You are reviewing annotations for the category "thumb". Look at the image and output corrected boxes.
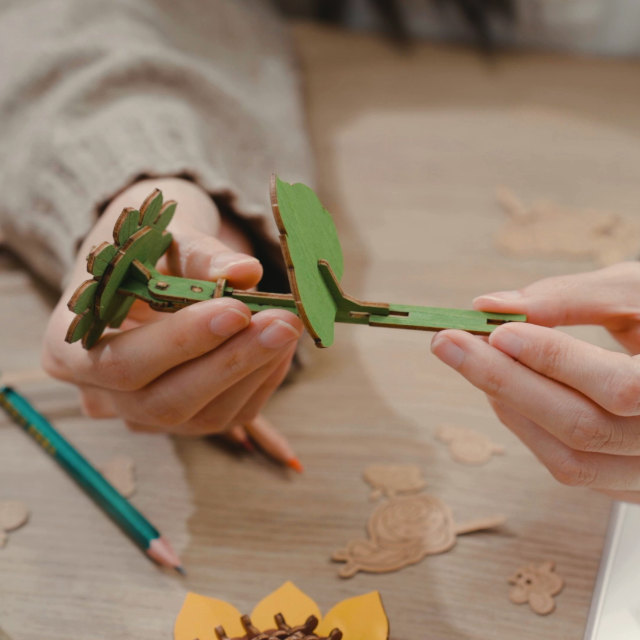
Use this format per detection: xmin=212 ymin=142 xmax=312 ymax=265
xmin=472 ymin=262 xmax=640 ymax=329
xmin=164 ymin=227 xmax=263 ymax=291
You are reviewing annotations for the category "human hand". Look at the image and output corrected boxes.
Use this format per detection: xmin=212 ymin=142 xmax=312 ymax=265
xmin=430 ymin=262 xmax=640 ymax=503
xmin=42 ymin=178 xmax=303 ymax=454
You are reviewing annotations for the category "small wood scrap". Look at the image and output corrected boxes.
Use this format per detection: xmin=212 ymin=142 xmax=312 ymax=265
xmin=508 ymin=561 xmax=564 ymax=615
xmin=332 ymin=494 xmax=506 ymax=578
xmin=436 ymin=425 xmax=504 ymax=466
xmin=100 ymin=455 xmax=136 ymax=498
xmin=495 ymin=187 xmax=640 ymax=266
xmin=214 ymin=612 xmax=342 ymax=640
xmin=0 ymin=500 xmax=29 ymax=548
xmin=363 ymin=464 xmax=427 ymax=501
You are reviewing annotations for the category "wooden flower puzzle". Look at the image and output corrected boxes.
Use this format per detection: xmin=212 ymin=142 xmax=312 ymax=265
xmin=66 ymin=176 xmax=525 ymax=349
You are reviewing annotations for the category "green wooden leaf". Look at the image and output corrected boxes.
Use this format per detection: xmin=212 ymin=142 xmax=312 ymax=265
xmin=68 ymin=280 xmax=98 ymax=314
xmin=65 ymin=309 xmax=94 ymax=343
xmin=113 ymin=207 xmax=140 ymax=245
xmin=82 ymin=319 xmax=108 ymax=349
xmin=87 ymin=242 xmax=117 ymax=277
xmin=108 ymin=296 xmax=136 ymax=329
xmin=141 ymin=189 xmax=163 ymax=227
xmin=153 ymin=201 xmax=176 ymax=232
xmin=274 ymin=176 xmax=344 ymax=347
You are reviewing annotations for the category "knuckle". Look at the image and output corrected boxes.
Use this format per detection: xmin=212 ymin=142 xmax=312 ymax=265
xmin=548 ymin=451 xmax=597 ymax=487
xmin=608 ymin=366 xmax=640 ymax=416
xmin=483 ymin=366 xmax=506 ymax=399
xmin=538 ymin=339 xmax=566 ymax=378
xmin=93 ymin=347 xmax=139 ymax=391
xmin=141 ymin=395 xmax=190 ymax=428
xmin=567 ymin=408 xmax=612 ymax=453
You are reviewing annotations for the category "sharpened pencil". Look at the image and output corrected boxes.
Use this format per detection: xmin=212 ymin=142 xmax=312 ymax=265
xmin=0 ymin=385 xmax=184 ymax=573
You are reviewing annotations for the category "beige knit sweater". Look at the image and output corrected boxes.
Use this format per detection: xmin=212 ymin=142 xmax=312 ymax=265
xmin=0 ymin=0 xmax=313 ymax=288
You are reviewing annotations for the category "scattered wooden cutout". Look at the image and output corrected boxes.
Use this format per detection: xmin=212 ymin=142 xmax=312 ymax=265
xmin=100 ymin=455 xmax=136 ymax=498
xmin=495 ymin=188 xmax=640 ymax=266
xmin=0 ymin=500 xmax=29 ymax=548
xmin=363 ymin=464 xmax=427 ymax=501
xmin=436 ymin=424 xmax=504 ymax=466
xmin=508 ymin=560 xmax=564 ymax=615
xmin=332 ymin=494 xmax=505 ymax=578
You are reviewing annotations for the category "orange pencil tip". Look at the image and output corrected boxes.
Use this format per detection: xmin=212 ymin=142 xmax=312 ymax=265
xmin=287 ymin=457 xmax=304 ymax=474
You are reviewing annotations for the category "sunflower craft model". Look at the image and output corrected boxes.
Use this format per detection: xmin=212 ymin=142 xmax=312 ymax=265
xmin=173 ymin=582 xmax=389 ymax=640
xmin=66 ymin=176 xmax=525 ymax=350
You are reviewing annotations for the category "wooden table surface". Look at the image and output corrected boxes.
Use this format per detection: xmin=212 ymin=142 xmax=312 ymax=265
xmin=4 ymin=21 xmax=640 ymax=640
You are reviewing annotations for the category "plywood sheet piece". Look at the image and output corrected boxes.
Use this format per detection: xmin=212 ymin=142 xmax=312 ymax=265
xmin=332 ymin=494 xmax=505 ymax=578
xmin=0 ymin=501 xmax=29 ymax=532
xmin=436 ymin=424 xmax=504 ymax=466
xmin=362 ymin=464 xmax=427 ymax=501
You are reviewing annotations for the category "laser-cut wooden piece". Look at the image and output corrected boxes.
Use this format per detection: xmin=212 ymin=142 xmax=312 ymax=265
xmin=0 ymin=501 xmax=29 ymax=537
xmin=332 ymin=494 xmax=506 ymax=578
xmin=363 ymin=464 xmax=427 ymax=501
xmin=436 ymin=424 xmax=505 ymax=466
xmin=100 ymin=455 xmax=136 ymax=499
xmin=496 ymin=188 xmax=640 ymax=267
xmin=508 ymin=561 xmax=564 ymax=615
xmin=66 ymin=179 xmax=525 ymax=349
xmin=214 ymin=612 xmax=342 ymax=640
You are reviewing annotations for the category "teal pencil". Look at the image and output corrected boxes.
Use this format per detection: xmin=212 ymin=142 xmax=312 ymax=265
xmin=0 ymin=385 xmax=184 ymax=574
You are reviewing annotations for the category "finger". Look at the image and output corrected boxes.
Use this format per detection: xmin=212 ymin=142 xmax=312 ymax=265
xmin=230 ymin=343 xmax=296 ymax=426
xmin=431 ymin=330 xmax=640 ymax=455
xmin=47 ymin=298 xmax=252 ymax=391
xmin=166 ymin=227 xmax=262 ymax=290
xmin=177 ymin=345 xmax=293 ymax=436
xmin=110 ymin=310 xmax=302 ymax=428
xmin=244 ymin=414 xmax=302 ymax=472
xmin=78 ymin=385 xmax=117 ymax=418
xmin=472 ymin=262 xmax=640 ymax=330
xmin=490 ymin=322 xmax=640 ymax=417
xmin=225 ymin=425 xmax=254 ymax=452
xmin=490 ymin=398 xmax=640 ymax=492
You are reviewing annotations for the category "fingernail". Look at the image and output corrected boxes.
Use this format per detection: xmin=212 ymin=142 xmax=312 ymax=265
xmin=209 ymin=253 xmax=259 ymax=279
xmin=209 ymin=307 xmax=250 ymax=336
xmin=260 ymin=319 xmax=300 ymax=349
xmin=473 ymin=290 xmax=521 ymax=304
xmin=431 ymin=335 xmax=465 ymax=369
xmin=491 ymin=328 xmax=523 ymax=358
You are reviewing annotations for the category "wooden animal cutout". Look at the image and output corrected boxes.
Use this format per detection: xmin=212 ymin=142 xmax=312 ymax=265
xmin=436 ymin=425 xmax=504 ymax=466
xmin=0 ymin=500 xmax=29 ymax=548
xmin=362 ymin=464 xmax=427 ymax=501
xmin=332 ymin=494 xmax=506 ymax=578
xmin=66 ymin=177 xmax=525 ymax=349
xmin=508 ymin=561 xmax=564 ymax=615
xmin=496 ymin=187 xmax=640 ymax=267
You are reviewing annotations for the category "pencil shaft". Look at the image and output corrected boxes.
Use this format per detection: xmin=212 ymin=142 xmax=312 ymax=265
xmin=0 ymin=387 xmax=159 ymax=551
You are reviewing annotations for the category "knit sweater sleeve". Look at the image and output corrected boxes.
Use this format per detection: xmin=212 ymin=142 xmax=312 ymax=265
xmin=0 ymin=0 xmax=314 ymax=288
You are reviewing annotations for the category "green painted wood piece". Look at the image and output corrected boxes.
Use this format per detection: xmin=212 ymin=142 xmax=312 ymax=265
xmin=66 ymin=178 xmax=526 ymax=349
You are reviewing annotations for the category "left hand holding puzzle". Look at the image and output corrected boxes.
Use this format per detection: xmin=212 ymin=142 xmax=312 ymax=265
xmin=65 ymin=175 xmax=525 ymax=350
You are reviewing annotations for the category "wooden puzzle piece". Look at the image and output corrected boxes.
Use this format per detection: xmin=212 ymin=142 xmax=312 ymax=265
xmin=362 ymin=464 xmax=427 ymax=501
xmin=436 ymin=425 xmax=504 ymax=466
xmin=66 ymin=178 xmax=526 ymax=349
xmin=508 ymin=560 xmax=564 ymax=615
xmin=0 ymin=500 xmax=29 ymax=531
xmin=496 ymin=188 xmax=640 ymax=267
xmin=100 ymin=455 xmax=136 ymax=498
xmin=0 ymin=500 xmax=29 ymax=548
xmin=332 ymin=494 xmax=505 ymax=578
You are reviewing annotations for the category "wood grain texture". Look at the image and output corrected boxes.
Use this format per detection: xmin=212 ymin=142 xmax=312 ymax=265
xmin=4 ymin=22 xmax=640 ymax=639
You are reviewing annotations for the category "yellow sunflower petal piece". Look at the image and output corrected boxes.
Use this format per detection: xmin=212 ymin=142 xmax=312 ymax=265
xmin=250 ymin=582 xmax=322 ymax=630
xmin=316 ymin=591 xmax=389 ymax=640
xmin=174 ymin=592 xmax=245 ymax=640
